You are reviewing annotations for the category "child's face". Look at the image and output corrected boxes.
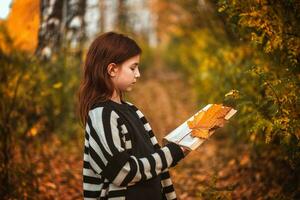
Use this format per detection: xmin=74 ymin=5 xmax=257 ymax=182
xmin=111 ymin=54 xmax=141 ymax=92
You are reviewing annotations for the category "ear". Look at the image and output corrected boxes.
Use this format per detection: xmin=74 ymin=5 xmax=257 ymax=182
xmin=107 ymin=63 xmax=119 ymax=77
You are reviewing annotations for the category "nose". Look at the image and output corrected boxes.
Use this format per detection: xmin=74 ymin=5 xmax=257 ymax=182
xmin=135 ymin=68 xmax=140 ymax=78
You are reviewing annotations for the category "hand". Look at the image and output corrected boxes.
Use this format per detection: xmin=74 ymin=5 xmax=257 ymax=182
xmin=180 ymin=146 xmax=191 ymax=156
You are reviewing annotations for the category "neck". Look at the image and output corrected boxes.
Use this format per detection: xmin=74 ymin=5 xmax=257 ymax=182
xmin=110 ymin=89 xmax=121 ymax=104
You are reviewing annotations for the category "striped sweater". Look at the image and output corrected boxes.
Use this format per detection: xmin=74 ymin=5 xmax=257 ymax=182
xmin=83 ymin=100 xmax=185 ymax=199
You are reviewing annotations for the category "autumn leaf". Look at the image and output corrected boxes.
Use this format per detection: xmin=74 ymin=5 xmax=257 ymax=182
xmin=187 ymin=111 xmax=206 ymax=129
xmin=44 ymin=182 xmax=57 ymax=189
xmin=187 ymin=104 xmax=232 ymax=139
xmin=27 ymin=127 xmax=38 ymax=137
xmin=53 ymin=82 xmax=63 ymax=89
xmin=191 ymin=128 xmax=210 ymax=139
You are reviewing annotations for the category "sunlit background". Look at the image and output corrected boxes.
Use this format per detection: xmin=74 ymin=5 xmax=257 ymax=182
xmin=0 ymin=1 xmax=11 ymax=19
xmin=1 ymin=0 xmax=299 ymax=199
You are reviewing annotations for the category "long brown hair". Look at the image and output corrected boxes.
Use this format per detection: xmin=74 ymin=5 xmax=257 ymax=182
xmin=77 ymin=32 xmax=142 ymax=126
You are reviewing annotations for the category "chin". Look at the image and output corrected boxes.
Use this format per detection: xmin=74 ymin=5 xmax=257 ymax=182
xmin=125 ymin=87 xmax=133 ymax=92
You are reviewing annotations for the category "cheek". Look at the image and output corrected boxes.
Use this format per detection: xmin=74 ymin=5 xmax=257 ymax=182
xmin=117 ymin=71 xmax=133 ymax=84
xmin=124 ymin=70 xmax=134 ymax=78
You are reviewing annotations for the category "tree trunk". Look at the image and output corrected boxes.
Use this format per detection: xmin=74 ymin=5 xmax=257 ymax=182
xmin=36 ymin=0 xmax=64 ymax=58
xmin=65 ymin=0 xmax=86 ymax=51
xmin=36 ymin=0 xmax=86 ymax=59
xmin=99 ymin=0 xmax=106 ymax=33
xmin=117 ymin=0 xmax=128 ymax=32
xmin=0 ymin=125 xmax=12 ymax=198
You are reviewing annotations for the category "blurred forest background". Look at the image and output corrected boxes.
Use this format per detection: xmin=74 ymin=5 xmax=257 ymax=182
xmin=0 ymin=0 xmax=299 ymax=199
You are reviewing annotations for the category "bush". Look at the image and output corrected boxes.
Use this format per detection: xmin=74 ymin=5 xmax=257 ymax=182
xmin=0 ymin=26 xmax=82 ymax=198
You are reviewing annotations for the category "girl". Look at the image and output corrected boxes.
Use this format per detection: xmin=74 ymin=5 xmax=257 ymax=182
xmin=78 ymin=32 xmax=189 ymax=200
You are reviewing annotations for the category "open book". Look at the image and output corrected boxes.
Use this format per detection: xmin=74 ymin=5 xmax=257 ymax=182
xmin=163 ymin=104 xmax=237 ymax=151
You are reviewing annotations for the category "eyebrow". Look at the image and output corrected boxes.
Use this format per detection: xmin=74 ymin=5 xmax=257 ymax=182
xmin=132 ymin=63 xmax=139 ymax=66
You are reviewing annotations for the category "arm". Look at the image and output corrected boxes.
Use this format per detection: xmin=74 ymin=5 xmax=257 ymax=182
xmin=87 ymin=107 xmax=185 ymax=187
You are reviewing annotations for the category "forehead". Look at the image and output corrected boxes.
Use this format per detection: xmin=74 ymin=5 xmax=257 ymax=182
xmin=122 ymin=54 xmax=140 ymax=66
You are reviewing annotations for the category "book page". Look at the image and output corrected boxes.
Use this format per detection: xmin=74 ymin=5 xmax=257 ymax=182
xmin=164 ymin=123 xmax=190 ymax=143
xmin=225 ymin=109 xmax=237 ymax=120
xmin=179 ymin=133 xmax=205 ymax=150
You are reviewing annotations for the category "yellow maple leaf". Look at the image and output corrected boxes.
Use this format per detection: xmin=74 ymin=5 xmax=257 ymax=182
xmin=187 ymin=111 xmax=205 ymax=129
xmin=187 ymin=104 xmax=232 ymax=139
xmin=191 ymin=128 xmax=210 ymax=139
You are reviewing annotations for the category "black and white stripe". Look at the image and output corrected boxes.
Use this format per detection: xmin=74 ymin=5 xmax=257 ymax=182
xmin=127 ymin=103 xmax=179 ymax=199
xmin=83 ymin=102 xmax=184 ymax=200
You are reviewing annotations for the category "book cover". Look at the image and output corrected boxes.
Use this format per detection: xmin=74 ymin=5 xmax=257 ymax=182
xmin=163 ymin=104 xmax=237 ymax=151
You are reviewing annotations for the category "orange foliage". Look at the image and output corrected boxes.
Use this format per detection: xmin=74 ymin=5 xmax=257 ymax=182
xmin=2 ymin=0 xmax=40 ymax=53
